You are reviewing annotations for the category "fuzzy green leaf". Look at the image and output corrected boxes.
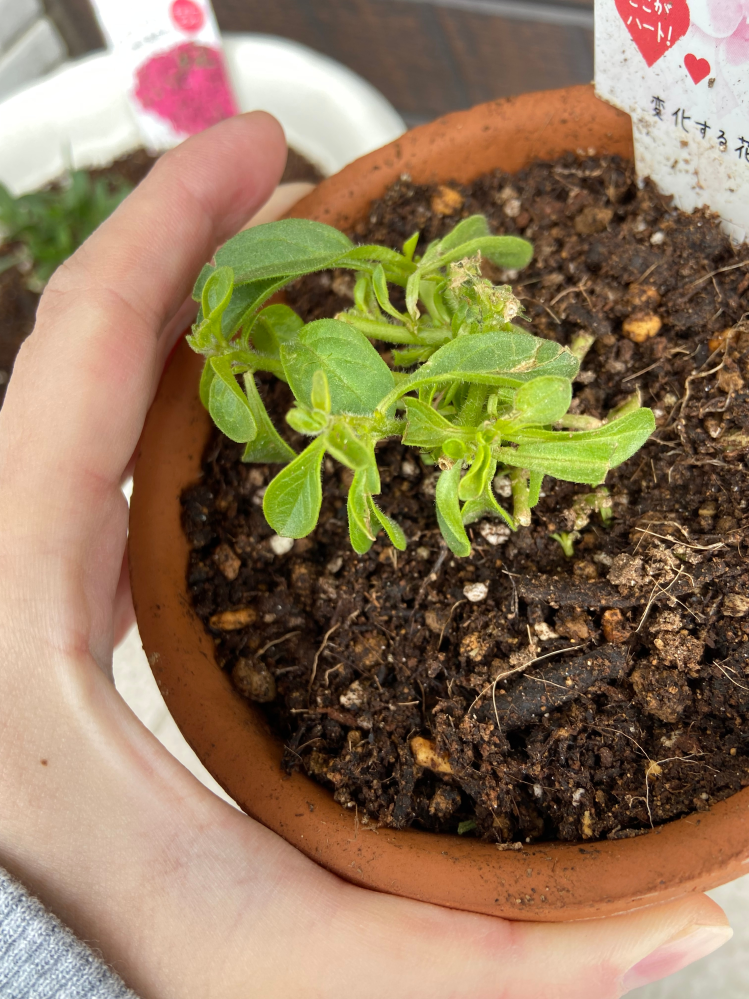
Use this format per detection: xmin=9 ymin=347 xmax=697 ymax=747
xmin=403 ymin=398 xmax=466 ymax=448
xmin=435 ymin=461 xmax=471 ymax=557
xmin=347 ymin=471 xmax=375 ymax=554
xmin=406 ymin=270 xmax=421 ymax=319
xmin=286 ymin=407 xmax=328 ymax=435
xmin=241 ymin=374 xmax=297 ymax=463
xmin=373 ymin=263 xmax=405 ymax=321
xmin=214 ymin=219 xmax=354 ymax=284
xmin=437 ymin=215 xmax=490 ymax=253
xmin=250 ymin=304 xmax=304 ymax=357
xmin=427 ymin=235 xmax=533 ymax=273
xmin=281 ymin=319 xmax=394 ymax=415
xmin=368 ymin=497 xmax=407 ymax=550
xmin=310 ymin=369 xmax=332 ymax=413
xmin=325 ymin=422 xmax=376 ymax=473
xmin=199 ymin=360 xmax=215 ymax=409
xmin=380 ymin=330 xmax=579 ymax=409
xmin=208 ymin=358 xmax=257 ymax=443
xmin=529 ymin=469 xmax=544 ymax=507
xmin=497 ymin=440 xmax=616 ymax=484
xmin=458 ymin=443 xmax=492 ymax=502
xmin=460 ymin=459 xmax=515 ymax=529
xmin=336 ymin=244 xmax=408 ymax=269
xmin=263 ymin=437 xmax=326 ymax=537
xmin=201 ymin=266 xmax=233 ymax=320
xmin=402 ymin=231 xmax=420 ymax=261
xmin=194 ymin=274 xmax=293 ymax=341
xmin=504 ymin=409 xmax=655 ymax=466
xmin=509 ymin=376 xmax=573 ymax=428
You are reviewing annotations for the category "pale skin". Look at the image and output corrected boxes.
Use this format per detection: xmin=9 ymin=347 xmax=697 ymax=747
xmin=0 ymin=112 xmax=733 ymax=998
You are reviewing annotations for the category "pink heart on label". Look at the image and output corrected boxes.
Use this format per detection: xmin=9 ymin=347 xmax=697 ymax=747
xmin=615 ymin=0 xmax=691 ymax=67
xmin=684 ymin=52 xmax=712 ymax=82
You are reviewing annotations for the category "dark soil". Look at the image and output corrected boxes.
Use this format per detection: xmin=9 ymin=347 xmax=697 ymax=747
xmin=0 ymin=147 xmax=321 ymax=408
xmin=182 ymin=153 xmax=749 ymax=844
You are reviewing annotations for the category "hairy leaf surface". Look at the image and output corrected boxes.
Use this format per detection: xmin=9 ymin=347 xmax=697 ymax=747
xmin=281 ymin=319 xmax=394 ymax=415
xmin=382 ymin=330 xmax=579 ymax=407
xmin=510 ymin=376 xmax=573 ymax=427
xmin=435 ymin=461 xmax=471 ymax=557
xmin=263 ymin=438 xmax=326 ymax=537
xmin=208 ymin=357 xmax=256 ymax=443
xmin=215 ymin=219 xmax=354 ymax=283
xmin=241 ymin=374 xmax=296 ymax=463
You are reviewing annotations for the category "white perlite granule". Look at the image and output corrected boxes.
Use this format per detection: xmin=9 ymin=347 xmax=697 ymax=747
xmin=269 ymin=535 xmax=294 ymax=556
xmin=479 ymin=520 xmax=511 ymax=545
xmin=463 ymin=581 xmax=489 ymax=603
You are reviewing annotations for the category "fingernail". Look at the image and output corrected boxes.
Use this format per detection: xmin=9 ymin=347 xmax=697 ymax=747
xmin=622 ymin=924 xmax=733 ymax=992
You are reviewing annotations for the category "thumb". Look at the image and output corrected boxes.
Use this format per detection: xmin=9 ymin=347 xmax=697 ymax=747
xmin=336 ymin=887 xmax=731 ymax=999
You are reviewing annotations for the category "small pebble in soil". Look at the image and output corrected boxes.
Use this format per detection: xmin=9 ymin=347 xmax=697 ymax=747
xmin=503 ymin=198 xmax=522 ymax=219
xmin=269 ymin=535 xmax=295 ymax=556
xmin=493 ymin=474 xmax=513 ymax=498
xmin=463 ymin=581 xmax=489 ymax=602
xmin=339 ymin=680 xmax=365 ymax=710
xmin=478 ymin=520 xmax=511 ymax=545
xmin=622 ymin=313 xmax=662 ymax=343
xmin=723 ymin=594 xmax=749 ymax=617
xmin=231 ymin=659 xmax=277 ymax=703
xmin=208 ymin=607 xmax=257 ymax=630
xmin=601 ymin=608 xmax=632 ymax=644
xmin=411 ymin=736 xmax=453 ymax=774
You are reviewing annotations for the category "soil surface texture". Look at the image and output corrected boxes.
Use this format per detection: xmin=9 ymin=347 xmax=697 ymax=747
xmin=0 ymin=148 xmax=321 ymax=408
xmin=181 ymin=153 xmax=749 ymax=844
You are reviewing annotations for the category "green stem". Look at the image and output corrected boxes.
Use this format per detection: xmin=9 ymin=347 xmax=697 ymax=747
xmin=224 ymin=348 xmax=285 ymax=379
xmin=569 ymin=331 xmax=596 ymax=363
xmin=337 ymin=314 xmax=420 ymax=344
xmin=458 ymin=383 xmax=489 ymax=426
xmin=510 ymin=467 xmax=532 ymax=527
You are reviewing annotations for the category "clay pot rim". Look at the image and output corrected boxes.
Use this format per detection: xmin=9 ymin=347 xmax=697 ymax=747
xmin=129 ymin=84 xmax=749 ymax=923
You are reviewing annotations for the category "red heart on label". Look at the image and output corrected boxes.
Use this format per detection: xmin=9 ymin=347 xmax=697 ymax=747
xmin=684 ymin=53 xmax=711 ymax=83
xmin=615 ymin=0 xmax=691 ymax=67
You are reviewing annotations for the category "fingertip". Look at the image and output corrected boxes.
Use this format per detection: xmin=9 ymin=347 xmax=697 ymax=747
xmin=149 ymin=109 xmax=289 ymax=246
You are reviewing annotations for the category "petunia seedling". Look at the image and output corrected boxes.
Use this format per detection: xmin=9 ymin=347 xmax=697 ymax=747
xmin=187 ymin=215 xmax=655 ymax=557
xmin=0 ymin=171 xmax=133 ymax=289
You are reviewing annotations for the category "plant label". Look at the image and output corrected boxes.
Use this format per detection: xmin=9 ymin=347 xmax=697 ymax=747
xmin=89 ymin=0 xmax=238 ymax=149
xmin=595 ymin=0 xmax=749 ymax=242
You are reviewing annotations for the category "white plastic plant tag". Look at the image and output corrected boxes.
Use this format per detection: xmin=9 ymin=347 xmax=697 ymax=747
xmin=89 ymin=0 xmax=238 ymax=149
xmin=595 ymin=0 xmax=749 ymax=242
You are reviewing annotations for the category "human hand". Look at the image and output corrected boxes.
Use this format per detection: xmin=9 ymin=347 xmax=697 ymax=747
xmin=0 ymin=112 xmax=732 ymax=999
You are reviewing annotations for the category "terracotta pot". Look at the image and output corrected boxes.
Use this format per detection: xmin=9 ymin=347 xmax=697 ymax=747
xmin=129 ymin=84 xmax=749 ymax=922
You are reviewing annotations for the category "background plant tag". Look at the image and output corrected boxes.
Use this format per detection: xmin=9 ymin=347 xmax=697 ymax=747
xmin=595 ymin=0 xmax=749 ymax=242
xmin=89 ymin=0 xmax=238 ymax=149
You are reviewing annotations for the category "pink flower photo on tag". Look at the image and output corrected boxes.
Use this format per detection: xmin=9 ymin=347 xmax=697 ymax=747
xmin=170 ymin=0 xmax=205 ymax=33
xmin=690 ymin=0 xmax=747 ymax=38
xmin=134 ymin=41 xmax=238 ymax=136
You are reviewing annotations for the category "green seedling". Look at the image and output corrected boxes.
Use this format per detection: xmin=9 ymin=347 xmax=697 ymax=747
xmin=187 ymin=215 xmax=655 ymax=557
xmin=550 ymin=531 xmax=580 ymax=558
xmin=0 ymin=171 xmax=133 ymax=289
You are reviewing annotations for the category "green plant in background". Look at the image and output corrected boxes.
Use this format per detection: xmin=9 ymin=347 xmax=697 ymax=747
xmin=187 ymin=215 xmax=655 ymax=557
xmin=0 ymin=171 xmax=133 ymax=289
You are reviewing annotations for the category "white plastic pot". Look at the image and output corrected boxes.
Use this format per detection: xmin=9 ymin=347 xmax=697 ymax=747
xmin=0 ymin=32 xmax=405 ymax=195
